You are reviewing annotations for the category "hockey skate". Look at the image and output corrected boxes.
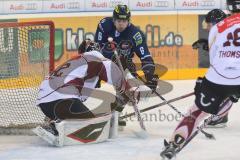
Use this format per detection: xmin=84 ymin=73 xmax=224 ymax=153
xmin=205 ymin=115 xmax=228 ymax=128
xmin=160 ymin=140 xmax=178 ymax=160
xmin=32 ymin=121 xmax=59 ymax=146
xmin=41 ymin=122 xmax=59 ymax=136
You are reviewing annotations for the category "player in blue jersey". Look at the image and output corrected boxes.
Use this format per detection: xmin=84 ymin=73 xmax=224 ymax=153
xmin=95 ymin=4 xmax=158 ymax=92
xmin=95 ymin=4 xmax=158 ymax=129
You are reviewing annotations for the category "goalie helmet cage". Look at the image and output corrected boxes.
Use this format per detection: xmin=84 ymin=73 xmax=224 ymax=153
xmin=0 ymin=21 xmax=55 ymax=134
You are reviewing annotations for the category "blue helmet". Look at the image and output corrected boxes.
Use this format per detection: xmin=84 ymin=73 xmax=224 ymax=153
xmin=113 ymin=5 xmax=131 ymax=20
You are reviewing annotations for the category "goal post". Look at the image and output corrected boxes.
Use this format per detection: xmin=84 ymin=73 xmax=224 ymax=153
xmin=0 ymin=21 xmax=55 ymax=134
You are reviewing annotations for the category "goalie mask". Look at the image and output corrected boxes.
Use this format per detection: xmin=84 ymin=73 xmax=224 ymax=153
xmin=78 ymin=39 xmax=100 ymax=54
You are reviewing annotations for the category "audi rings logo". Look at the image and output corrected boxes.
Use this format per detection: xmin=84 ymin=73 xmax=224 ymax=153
xmin=109 ymin=1 xmax=123 ymax=8
xmin=26 ymin=3 xmax=38 ymax=10
xmin=201 ymin=0 xmax=215 ymax=7
xmin=154 ymin=1 xmax=169 ymax=7
xmin=67 ymin=2 xmax=81 ymax=9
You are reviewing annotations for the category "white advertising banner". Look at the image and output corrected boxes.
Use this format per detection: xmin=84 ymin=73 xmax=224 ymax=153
xmin=0 ymin=1 xmax=3 ymax=14
xmin=221 ymin=0 xmax=227 ymax=10
xmin=129 ymin=0 xmax=174 ymax=10
xmin=42 ymin=0 xmax=85 ymax=12
xmin=175 ymin=0 xmax=221 ymax=10
xmin=0 ymin=0 xmax=230 ymax=15
xmin=85 ymin=0 xmax=129 ymax=11
xmin=3 ymin=0 xmax=42 ymax=14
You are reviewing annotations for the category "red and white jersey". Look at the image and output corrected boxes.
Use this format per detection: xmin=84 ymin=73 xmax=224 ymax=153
xmin=206 ymin=14 xmax=240 ymax=85
xmin=36 ymin=51 xmax=125 ymax=105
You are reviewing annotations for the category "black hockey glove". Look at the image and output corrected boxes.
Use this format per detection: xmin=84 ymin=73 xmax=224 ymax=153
xmin=192 ymin=39 xmax=209 ymax=51
xmin=146 ymin=74 xmax=159 ymax=92
xmin=111 ymin=87 xmax=140 ymax=112
xmin=111 ymin=93 xmax=129 ymax=112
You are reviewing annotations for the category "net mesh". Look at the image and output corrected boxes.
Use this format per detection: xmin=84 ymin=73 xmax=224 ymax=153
xmin=0 ymin=21 xmax=54 ymax=131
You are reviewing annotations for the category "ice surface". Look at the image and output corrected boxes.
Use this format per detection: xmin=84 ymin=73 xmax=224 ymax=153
xmin=1 ymin=80 xmax=240 ymax=160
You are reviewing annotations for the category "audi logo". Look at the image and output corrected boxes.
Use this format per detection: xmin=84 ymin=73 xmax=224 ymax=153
xmin=67 ymin=2 xmax=81 ymax=9
xmin=201 ymin=0 xmax=216 ymax=7
xmin=154 ymin=1 xmax=169 ymax=7
xmin=109 ymin=1 xmax=123 ymax=8
xmin=26 ymin=3 xmax=38 ymax=10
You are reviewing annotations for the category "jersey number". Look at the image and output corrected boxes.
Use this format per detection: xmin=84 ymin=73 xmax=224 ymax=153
xmin=140 ymin=47 xmax=144 ymax=55
xmin=52 ymin=62 xmax=71 ymax=77
xmin=223 ymin=28 xmax=240 ymax=47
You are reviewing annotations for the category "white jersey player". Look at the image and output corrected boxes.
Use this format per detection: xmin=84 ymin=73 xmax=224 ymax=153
xmin=206 ymin=13 xmax=240 ymax=85
xmin=161 ymin=1 xmax=240 ymax=159
xmin=192 ymin=9 xmax=235 ymax=127
xmin=36 ymin=40 xmax=138 ymax=136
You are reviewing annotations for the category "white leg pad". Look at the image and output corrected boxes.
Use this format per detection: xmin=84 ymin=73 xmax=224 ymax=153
xmin=55 ymin=113 xmax=112 ymax=146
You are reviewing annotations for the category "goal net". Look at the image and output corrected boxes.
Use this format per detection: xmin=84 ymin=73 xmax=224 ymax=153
xmin=0 ymin=21 xmax=55 ymax=134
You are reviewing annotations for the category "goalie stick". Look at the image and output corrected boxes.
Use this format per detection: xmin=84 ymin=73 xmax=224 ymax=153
xmin=120 ymin=92 xmax=194 ymax=119
xmin=108 ymin=37 xmax=148 ymax=138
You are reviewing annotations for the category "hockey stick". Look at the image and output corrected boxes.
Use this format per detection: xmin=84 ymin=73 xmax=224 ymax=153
xmin=108 ymin=38 xmax=147 ymax=138
xmin=120 ymin=92 xmax=194 ymax=120
xmin=153 ymin=89 xmax=214 ymax=139
xmin=134 ymin=74 xmax=214 ymax=140
xmin=176 ymin=98 xmax=231 ymax=154
xmin=175 ymin=115 xmax=215 ymax=154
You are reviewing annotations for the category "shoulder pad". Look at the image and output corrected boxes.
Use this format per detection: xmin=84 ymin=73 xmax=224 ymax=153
xmin=129 ymin=25 xmax=144 ymax=46
xmin=98 ymin=17 xmax=114 ymax=33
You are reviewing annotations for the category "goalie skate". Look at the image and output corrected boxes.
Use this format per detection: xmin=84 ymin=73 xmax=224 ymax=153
xmin=32 ymin=126 xmax=59 ymax=146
